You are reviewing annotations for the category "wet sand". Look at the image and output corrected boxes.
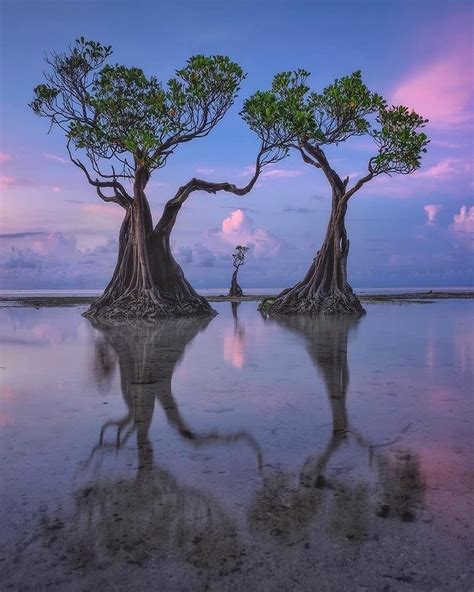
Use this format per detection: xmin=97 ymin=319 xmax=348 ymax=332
xmin=0 ymin=290 xmax=472 ymax=309
xmin=0 ymin=301 xmax=472 ymax=591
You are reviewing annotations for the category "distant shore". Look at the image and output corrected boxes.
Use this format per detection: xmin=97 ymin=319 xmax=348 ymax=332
xmin=0 ymin=291 xmax=472 ymax=308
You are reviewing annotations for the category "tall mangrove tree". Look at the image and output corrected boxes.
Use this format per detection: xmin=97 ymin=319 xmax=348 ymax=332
xmin=30 ymin=39 xmax=288 ymax=318
xmin=244 ymin=70 xmax=429 ymax=315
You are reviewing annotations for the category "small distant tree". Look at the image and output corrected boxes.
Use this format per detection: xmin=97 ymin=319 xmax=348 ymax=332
xmin=30 ymin=39 xmax=289 ymax=319
xmin=244 ymin=70 xmax=429 ymax=315
xmin=228 ymin=245 xmax=249 ymax=297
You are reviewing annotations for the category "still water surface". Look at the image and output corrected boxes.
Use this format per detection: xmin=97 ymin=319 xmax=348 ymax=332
xmin=0 ymin=301 xmax=473 ymax=590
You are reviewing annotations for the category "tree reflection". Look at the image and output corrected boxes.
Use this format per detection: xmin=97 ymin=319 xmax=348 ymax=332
xmin=89 ymin=316 xmax=261 ymax=472
xmin=248 ymin=314 xmax=425 ymax=542
xmin=279 ymin=315 xmax=358 ymax=481
xmin=223 ymin=302 xmax=246 ymax=368
xmin=46 ymin=317 xmax=262 ymax=574
xmin=24 ymin=310 xmax=426 ymax=580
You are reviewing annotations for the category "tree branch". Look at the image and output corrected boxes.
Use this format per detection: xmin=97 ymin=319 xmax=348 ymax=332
xmin=176 ymin=152 xmax=265 ymax=203
xmin=301 ymin=140 xmax=345 ymax=193
xmin=66 ymin=142 xmax=133 ymax=209
xmin=154 ymin=146 xmax=274 ymax=236
xmin=342 ymin=172 xmax=374 ymax=202
xmin=290 ymin=143 xmax=321 ymax=168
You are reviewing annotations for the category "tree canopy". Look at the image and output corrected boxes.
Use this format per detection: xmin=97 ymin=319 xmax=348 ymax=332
xmin=31 ymin=39 xmax=246 ymax=175
xmin=30 ymin=39 xmax=293 ymax=319
xmin=30 ymin=38 xmax=289 ymax=212
xmin=249 ymin=69 xmax=430 ymax=316
xmin=232 ymin=245 xmax=250 ymax=269
xmin=242 ymin=69 xmax=429 ymax=196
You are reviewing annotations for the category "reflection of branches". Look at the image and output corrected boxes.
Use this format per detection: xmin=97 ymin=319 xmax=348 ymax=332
xmin=225 ymin=302 xmax=246 ymax=368
xmin=277 ymin=315 xmax=361 ymax=437
xmin=39 ymin=463 xmax=245 ymax=575
xmin=373 ymin=448 xmax=425 ymax=521
xmin=248 ymin=314 xmax=425 ymax=541
xmin=92 ymin=336 xmax=117 ymax=393
xmin=86 ymin=316 xmax=262 ymax=474
xmin=56 ymin=316 xmax=267 ymax=574
xmin=231 ymin=301 xmax=239 ymax=320
xmin=231 ymin=302 xmax=245 ymax=338
xmin=349 ymin=427 xmax=425 ymax=521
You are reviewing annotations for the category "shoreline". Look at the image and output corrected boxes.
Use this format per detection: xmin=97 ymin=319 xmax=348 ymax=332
xmin=0 ymin=290 xmax=472 ymax=308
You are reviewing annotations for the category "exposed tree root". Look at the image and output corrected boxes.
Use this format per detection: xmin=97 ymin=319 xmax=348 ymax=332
xmin=228 ymin=281 xmax=244 ymax=298
xmin=263 ymin=200 xmax=365 ymax=317
xmin=262 ymin=290 xmax=365 ymax=317
xmin=84 ymin=288 xmax=216 ymax=320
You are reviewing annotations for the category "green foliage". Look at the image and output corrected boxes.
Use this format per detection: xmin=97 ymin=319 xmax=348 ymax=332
xmin=232 ymin=245 xmax=250 ymax=268
xmin=174 ymin=55 xmax=244 ymax=104
xmin=306 ymin=71 xmax=385 ymax=143
xmin=243 ymin=69 xmax=429 ymax=179
xmin=30 ymin=84 xmax=60 ymax=113
xmin=259 ymin=297 xmax=275 ymax=315
xmin=369 ymin=106 xmax=429 ymax=175
xmin=31 ymin=39 xmax=112 ymax=115
xmin=30 ymin=38 xmax=245 ymax=174
xmin=241 ymin=69 xmax=311 ymax=146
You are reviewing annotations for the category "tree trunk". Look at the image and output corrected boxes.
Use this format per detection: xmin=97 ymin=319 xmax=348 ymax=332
xmin=85 ymin=169 xmax=215 ymax=319
xmin=266 ymin=192 xmax=364 ymax=316
xmin=148 ymin=198 xmax=215 ymax=316
xmin=228 ymin=269 xmax=243 ymax=297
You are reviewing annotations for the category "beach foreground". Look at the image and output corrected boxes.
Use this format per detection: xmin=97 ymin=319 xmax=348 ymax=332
xmin=0 ymin=300 xmax=472 ymax=591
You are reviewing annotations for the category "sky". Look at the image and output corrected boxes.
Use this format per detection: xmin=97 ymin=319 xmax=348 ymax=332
xmin=0 ymin=0 xmax=473 ymax=290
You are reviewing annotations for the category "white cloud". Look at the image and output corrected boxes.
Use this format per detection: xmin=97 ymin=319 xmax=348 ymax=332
xmin=175 ymin=209 xmax=282 ymax=275
xmin=0 ymin=176 xmax=16 ymax=189
xmin=449 ymin=205 xmax=474 ymax=251
xmin=240 ymin=164 xmax=304 ymax=180
xmin=218 ymin=209 xmax=280 ymax=257
xmin=391 ymin=33 xmax=473 ymax=129
xmin=451 ymin=205 xmax=474 ymax=234
xmin=261 ymin=168 xmax=304 ymax=179
xmin=43 ymin=153 xmax=69 ymax=164
xmin=424 ymin=204 xmax=442 ymax=225
xmin=416 ymin=159 xmax=468 ymax=180
xmin=195 ymin=167 xmax=215 ymax=174
xmin=0 ymin=232 xmax=118 ymax=288
xmin=82 ymin=203 xmax=124 ymax=218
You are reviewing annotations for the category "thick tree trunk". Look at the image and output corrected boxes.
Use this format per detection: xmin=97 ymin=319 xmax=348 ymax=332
xmin=228 ymin=268 xmax=243 ymax=297
xmin=267 ymin=192 xmax=364 ymax=316
xmin=149 ymin=198 xmax=214 ymax=316
xmin=85 ymin=169 xmax=215 ymax=319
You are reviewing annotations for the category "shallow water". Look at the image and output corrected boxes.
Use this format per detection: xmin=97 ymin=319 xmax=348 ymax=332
xmin=0 ymin=301 xmax=473 ymax=590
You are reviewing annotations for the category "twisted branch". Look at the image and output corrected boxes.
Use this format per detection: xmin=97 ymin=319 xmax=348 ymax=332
xmin=67 ymin=141 xmax=133 ymax=209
